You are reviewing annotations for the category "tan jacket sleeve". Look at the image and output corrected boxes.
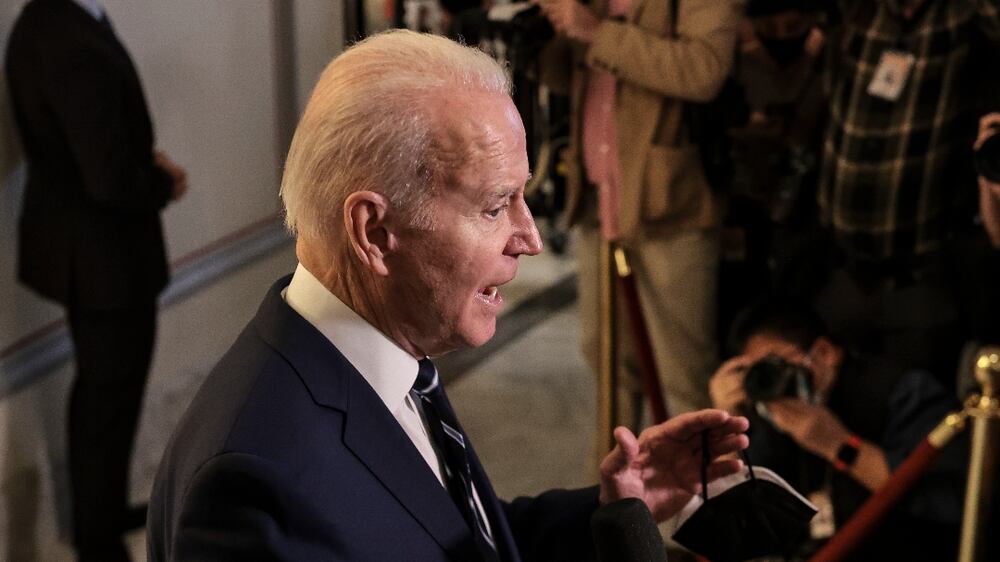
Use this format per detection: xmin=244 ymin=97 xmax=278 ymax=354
xmin=584 ymin=0 xmax=741 ymax=102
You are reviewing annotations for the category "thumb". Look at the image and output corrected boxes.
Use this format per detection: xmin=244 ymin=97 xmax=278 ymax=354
xmin=599 ymin=426 xmax=639 ymax=476
xmin=614 ymin=426 xmax=640 ymax=462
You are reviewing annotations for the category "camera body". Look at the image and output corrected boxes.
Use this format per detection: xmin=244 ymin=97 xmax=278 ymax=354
xmin=743 ymin=354 xmax=814 ymax=403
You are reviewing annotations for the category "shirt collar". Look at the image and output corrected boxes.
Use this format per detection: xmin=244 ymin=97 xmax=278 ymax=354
xmin=72 ymin=0 xmax=104 ymax=21
xmin=283 ymin=263 xmax=419 ymax=414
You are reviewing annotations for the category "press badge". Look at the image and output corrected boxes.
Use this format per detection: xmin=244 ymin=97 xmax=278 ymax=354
xmin=808 ymin=489 xmax=835 ymax=540
xmin=867 ymin=50 xmax=915 ymax=101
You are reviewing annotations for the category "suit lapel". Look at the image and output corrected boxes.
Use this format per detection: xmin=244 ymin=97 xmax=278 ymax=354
xmin=342 ymin=377 xmax=484 ymax=561
xmin=253 ymin=276 xmax=483 ymax=560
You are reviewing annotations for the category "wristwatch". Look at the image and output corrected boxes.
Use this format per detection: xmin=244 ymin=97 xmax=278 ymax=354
xmin=833 ymin=434 xmax=861 ymax=472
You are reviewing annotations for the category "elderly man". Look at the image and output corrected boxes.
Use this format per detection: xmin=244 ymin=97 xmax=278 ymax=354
xmin=148 ymin=30 xmax=748 ymax=561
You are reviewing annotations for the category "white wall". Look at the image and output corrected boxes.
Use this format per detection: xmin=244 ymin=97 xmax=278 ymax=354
xmin=0 ymin=1 xmax=343 ymax=557
xmin=1 ymin=0 xmax=342 ymax=352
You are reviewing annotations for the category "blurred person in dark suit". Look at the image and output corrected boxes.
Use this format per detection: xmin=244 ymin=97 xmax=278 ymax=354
xmin=5 ymin=0 xmax=186 ymax=560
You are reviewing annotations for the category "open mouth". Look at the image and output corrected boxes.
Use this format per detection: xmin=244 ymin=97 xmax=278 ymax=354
xmin=476 ymin=285 xmax=503 ymax=306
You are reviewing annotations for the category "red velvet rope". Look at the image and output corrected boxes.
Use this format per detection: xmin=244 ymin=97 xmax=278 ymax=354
xmin=617 ymin=272 xmax=670 ymax=424
xmin=809 ymin=439 xmax=943 ymax=562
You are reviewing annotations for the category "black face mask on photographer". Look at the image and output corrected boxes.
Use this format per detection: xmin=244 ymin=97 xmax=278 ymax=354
xmin=759 ymin=33 xmax=810 ymax=68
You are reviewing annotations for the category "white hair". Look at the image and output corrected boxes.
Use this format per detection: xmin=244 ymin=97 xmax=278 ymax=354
xmin=280 ymin=29 xmax=512 ymax=238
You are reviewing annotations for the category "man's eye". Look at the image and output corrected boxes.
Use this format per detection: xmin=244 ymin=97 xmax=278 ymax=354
xmin=485 ymin=205 xmax=508 ymax=218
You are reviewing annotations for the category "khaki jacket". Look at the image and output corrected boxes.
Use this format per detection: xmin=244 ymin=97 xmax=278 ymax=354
xmin=541 ymin=0 xmax=741 ymax=240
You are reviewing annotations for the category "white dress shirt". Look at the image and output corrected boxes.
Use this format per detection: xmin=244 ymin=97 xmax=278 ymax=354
xmin=282 ymin=264 xmax=494 ymax=538
xmin=284 ymin=263 xmax=444 ymax=484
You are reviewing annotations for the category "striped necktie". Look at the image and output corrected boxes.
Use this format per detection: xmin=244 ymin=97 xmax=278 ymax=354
xmin=412 ymin=359 xmax=499 ymax=562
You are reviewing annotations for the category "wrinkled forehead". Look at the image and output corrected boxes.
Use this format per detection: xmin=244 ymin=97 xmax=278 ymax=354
xmin=427 ymin=92 xmax=527 ymax=186
xmin=432 ymin=92 xmax=524 ymax=149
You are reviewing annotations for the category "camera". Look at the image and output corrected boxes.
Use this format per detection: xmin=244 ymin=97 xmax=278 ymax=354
xmin=743 ymin=354 xmax=814 ymax=403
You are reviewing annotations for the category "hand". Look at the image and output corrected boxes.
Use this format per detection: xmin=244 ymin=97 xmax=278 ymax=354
xmin=974 ymin=112 xmax=1000 ymax=155
xmin=537 ymin=0 xmax=601 ymax=44
xmin=975 ymin=113 xmax=1000 ymax=246
xmin=708 ymin=356 xmax=752 ymax=414
xmin=598 ymin=410 xmax=749 ymax=522
xmin=765 ymin=398 xmax=850 ymax=461
xmin=155 ymin=150 xmax=188 ymax=202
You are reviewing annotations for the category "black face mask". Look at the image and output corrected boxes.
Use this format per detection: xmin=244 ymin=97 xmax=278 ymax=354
xmin=759 ymin=33 xmax=810 ymax=67
xmin=672 ymin=437 xmax=817 ymax=562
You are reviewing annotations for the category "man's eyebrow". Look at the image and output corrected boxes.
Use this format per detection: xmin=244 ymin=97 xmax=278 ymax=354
xmin=487 ymin=188 xmax=517 ymax=200
xmin=486 ymin=174 xmax=533 ymax=200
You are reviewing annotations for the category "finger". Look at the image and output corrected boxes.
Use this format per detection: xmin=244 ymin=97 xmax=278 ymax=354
xmin=600 ymin=426 xmax=638 ymax=475
xmin=975 ymin=130 xmax=994 ymax=150
xmin=708 ymin=433 xmax=750 ymax=458
xmin=721 ymin=355 xmax=752 ymax=372
xmin=980 ymin=112 xmax=1000 ymax=130
xmin=652 ymin=409 xmax=733 ymax=441
xmin=698 ymin=417 xmax=749 ymax=452
xmin=707 ymin=415 xmax=749 ymax=437
xmin=976 ymin=114 xmax=1000 ymax=148
xmin=705 ymin=458 xmax=744 ymax=482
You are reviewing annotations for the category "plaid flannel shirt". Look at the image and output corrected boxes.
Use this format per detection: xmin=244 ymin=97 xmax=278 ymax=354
xmin=819 ymin=0 xmax=1000 ymax=261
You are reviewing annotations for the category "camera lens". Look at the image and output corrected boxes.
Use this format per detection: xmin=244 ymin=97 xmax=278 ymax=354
xmin=743 ymin=355 xmax=812 ymax=403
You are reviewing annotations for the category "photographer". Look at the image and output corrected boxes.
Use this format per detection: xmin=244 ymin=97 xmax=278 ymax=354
xmin=976 ymin=112 xmax=1000 ymax=248
xmin=709 ymin=299 xmax=964 ymax=560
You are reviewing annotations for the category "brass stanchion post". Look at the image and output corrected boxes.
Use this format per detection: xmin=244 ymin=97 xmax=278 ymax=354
xmin=810 ymin=345 xmax=1000 ymax=562
xmin=597 ymin=239 xmax=619 ymax=457
xmin=958 ymin=346 xmax=1000 ymax=562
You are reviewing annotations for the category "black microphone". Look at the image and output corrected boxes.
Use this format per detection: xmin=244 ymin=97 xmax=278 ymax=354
xmin=591 ymin=498 xmax=669 ymax=562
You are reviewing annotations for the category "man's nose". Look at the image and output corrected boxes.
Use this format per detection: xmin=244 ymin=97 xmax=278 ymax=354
xmin=506 ymin=199 xmax=543 ymax=257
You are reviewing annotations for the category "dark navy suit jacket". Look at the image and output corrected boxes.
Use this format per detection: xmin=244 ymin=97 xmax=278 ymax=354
xmin=148 ymin=276 xmax=599 ymax=561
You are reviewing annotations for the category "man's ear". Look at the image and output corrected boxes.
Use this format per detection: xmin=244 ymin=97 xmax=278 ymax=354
xmin=344 ymin=190 xmax=394 ymax=277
